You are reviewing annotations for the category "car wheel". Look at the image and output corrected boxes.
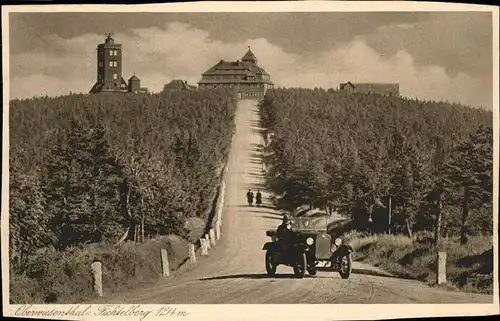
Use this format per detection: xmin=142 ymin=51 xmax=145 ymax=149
xmin=293 ymin=253 xmax=307 ymax=279
xmin=339 ymin=254 xmax=352 ymax=279
xmin=265 ymin=250 xmax=277 ymax=276
xmin=307 ymin=266 xmax=317 ymax=276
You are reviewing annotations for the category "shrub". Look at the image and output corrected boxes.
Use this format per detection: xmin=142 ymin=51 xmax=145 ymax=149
xmin=10 ymin=235 xmax=190 ymax=304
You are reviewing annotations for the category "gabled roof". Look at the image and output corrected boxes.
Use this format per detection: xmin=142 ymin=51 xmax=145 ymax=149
xmin=339 ymin=81 xmax=355 ymax=89
xmin=199 ymin=48 xmax=273 ymax=85
xmin=164 ymin=79 xmax=196 ymax=91
xmin=241 ymin=47 xmax=257 ymax=63
xmin=89 ymin=81 xmax=102 ymax=94
xmin=129 ymin=74 xmax=140 ymax=81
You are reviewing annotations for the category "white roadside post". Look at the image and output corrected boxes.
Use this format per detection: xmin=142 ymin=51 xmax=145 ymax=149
xmin=91 ymin=261 xmax=103 ymax=297
xmin=200 ymin=238 xmax=209 ymax=256
xmin=160 ymin=249 xmax=170 ymax=277
xmin=437 ymin=251 xmax=447 ymax=285
xmin=216 ymin=222 xmax=221 ymax=240
xmin=205 ymin=233 xmax=211 ymax=249
xmin=188 ymin=243 xmax=196 ymax=263
xmin=209 ymin=229 xmax=216 ymax=246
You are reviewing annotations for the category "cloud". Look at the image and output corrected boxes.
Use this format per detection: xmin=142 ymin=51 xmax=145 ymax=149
xmin=9 ymin=22 xmax=491 ymax=109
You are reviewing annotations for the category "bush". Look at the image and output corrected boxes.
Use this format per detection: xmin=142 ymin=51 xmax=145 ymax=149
xmin=10 ymin=235 xmax=190 ymax=304
xmin=350 ymin=233 xmax=493 ymax=294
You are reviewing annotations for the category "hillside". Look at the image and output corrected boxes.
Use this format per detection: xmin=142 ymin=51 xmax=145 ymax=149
xmin=260 ymin=88 xmax=493 ymax=293
xmin=9 ymin=89 xmax=237 ymax=302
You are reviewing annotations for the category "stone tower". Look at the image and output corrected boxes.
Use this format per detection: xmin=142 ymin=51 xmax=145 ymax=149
xmin=89 ymin=34 xmax=127 ymax=93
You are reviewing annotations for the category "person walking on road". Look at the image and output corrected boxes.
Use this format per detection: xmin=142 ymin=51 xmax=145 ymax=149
xmin=256 ymin=190 xmax=262 ymax=207
xmin=247 ymin=189 xmax=254 ymax=206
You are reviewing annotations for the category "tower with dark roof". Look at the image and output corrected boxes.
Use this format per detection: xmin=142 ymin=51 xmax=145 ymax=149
xmin=128 ymin=73 xmax=141 ymax=93
xmin=198 ymin=47 xmax=274 ymax=100
xmin=241 ymin=46 xmax=258 ymax=64
xmin=89 ymin=34 xmax=128 ymax=93
xmin=89 ymin=34 xmax=148 ymax=94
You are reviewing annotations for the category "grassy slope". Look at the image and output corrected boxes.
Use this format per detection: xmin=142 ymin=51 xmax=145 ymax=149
xmin=10 ymin=235 xmax=191 ymax=303
xmin=335 ymin=226 xmax=493 ymax=294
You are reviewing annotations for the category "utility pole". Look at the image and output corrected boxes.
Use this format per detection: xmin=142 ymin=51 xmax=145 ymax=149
xmin=388 ymin=196 xmax=392 ymax=235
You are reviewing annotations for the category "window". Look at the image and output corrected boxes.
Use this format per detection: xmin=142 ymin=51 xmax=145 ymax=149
xmin=113 ymin=73 xmax=118 ymax=80
xmin=109 ymin=61 xmax=117 ymax=67
xmin=109 ymin=61 xmax=113 ymax=67
xmin=109 ymin=50 xmax=118 ymax=56
xmin=99 ymin=61 xmax=103 ymax=67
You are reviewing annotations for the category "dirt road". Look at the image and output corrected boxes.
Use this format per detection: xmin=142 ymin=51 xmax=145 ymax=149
xmin=96 ymin=100 xmax=492 ymax=304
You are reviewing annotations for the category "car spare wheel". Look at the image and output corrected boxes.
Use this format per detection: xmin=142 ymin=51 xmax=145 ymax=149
xmin=265 ymin=250 xmax=277 ymax=276
xmin=293 ymin=253 xmax=307 ymax=279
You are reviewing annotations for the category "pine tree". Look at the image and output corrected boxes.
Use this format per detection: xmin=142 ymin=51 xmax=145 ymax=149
xmin=9 ymin=164 xmax=53 ymax=271
xmin=444 ymin=125 xmax=493 ymax=244
xmin=42 ymin=119 xmax=124 ymax=249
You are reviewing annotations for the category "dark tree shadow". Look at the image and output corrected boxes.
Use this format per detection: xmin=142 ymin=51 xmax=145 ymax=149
xmin=198 ymin=273 xmax=315 ymax=281
xmin=316 ymin=267 xmax=402 ymax=280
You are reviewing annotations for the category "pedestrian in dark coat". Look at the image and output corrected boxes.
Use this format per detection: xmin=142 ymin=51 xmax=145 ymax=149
xmin=247 ymin=190 xmax=254 ymax=206
xmin=256 ymin=190 xmax=262 ymax=207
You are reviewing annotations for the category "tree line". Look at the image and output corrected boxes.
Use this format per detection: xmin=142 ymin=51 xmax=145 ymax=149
xmin=260 ymin=88 xmax=493 ymax=244
xmin=9 ymin=89 xmax=237 ymax=272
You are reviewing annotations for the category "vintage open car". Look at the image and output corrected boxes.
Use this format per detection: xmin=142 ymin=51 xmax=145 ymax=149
xmin=263 ymin=215 xmax=353 ymax=279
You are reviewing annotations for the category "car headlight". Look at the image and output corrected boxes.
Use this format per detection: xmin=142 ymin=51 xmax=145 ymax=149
xmin=334 ymin=238 xmax=342 ymax=246
xmin=306 ymin=237 xmax=314 ymax=245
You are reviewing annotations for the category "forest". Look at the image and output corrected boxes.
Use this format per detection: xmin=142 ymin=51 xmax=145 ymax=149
xmin=260 ymin=88 xmax=493 ymax=244
xmin=9 ymin=89 xmax=237 ymax=274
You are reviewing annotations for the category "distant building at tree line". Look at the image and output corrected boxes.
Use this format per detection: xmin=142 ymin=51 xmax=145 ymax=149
xmin=89 ymin=34 xmax=148 ymax=94
xmin=340 ymin=81 xmax=400 ymax=96
xmin=198 ymin=47 xmax=274 ymax=100
xmin=163 ymin=80 xmax=197 ymax=92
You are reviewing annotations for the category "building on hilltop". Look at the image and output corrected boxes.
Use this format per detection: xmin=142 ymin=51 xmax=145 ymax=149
xmin=340 ymin=81 xmax=400 ymax=96
xmin=128 ymin=73 xmax=148 ymax=94
xmin=163 ymin=79 xmax=197 ymax=92
xmin=198 ymin=47 xmax=274 ymax=100
xmin=89 ymin=34 xmax=148 ymax=94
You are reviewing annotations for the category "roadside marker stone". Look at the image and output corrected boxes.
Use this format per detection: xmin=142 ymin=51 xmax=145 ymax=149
xmin=437 ymin=251 xmax=447 ymax=285
xmin=188 ymin=243 xmax=196 ymax=263
xmin=205 ymin=234 xmax=211 ymax=249
xmin=209 ymin=229 xmax=216 ymax=246
xmin=200 ymin=238 xmax=209 ymax=256
xmin=91 ymin=261 xmax=103 ymax=297
xmin=161 ymin=249 xmax=170 ymax=276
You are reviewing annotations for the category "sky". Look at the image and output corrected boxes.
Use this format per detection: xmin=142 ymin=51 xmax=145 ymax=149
xmin=8 ymin=11 xmax=494 ymax=109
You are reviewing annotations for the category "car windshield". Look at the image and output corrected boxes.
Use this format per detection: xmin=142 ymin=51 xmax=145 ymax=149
xmin=289 ymin=216 xmax=327 ymax=232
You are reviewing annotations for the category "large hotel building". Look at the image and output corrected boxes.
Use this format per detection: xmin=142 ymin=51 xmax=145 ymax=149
xmin=198 ymin=47 xmax=274 ymax=100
